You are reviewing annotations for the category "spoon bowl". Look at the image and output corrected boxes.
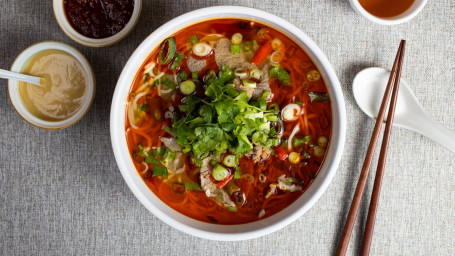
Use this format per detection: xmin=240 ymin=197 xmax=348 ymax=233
xmin=353 ymin=67 xmax=455 ymax=153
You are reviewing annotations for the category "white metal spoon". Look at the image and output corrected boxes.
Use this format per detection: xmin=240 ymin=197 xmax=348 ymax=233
xmin=0 ymin=68 xmax=41 ymax=86
xmin=353 ymin=67 xmax=455 ymax=154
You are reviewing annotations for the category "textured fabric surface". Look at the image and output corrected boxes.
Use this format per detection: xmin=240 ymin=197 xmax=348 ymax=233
xmin=1 ymin=1 xmax=454 ymax=255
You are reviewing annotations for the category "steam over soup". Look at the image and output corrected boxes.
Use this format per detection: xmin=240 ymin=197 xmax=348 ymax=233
xmin=125 ymin=19 xmax=332 ymax=224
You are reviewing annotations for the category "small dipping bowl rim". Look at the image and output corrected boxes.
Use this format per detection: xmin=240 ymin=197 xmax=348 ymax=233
xmin=8 ymin=41 xmax=96 ymax=130
xmin=53 ymin=0 xmax=142 ymax=47
xmin=349 ymin=0 xmax=427 ymax=25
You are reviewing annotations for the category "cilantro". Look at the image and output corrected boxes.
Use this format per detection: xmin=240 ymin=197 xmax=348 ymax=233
xmin=169 ymin=66 xmax=282 ymax=161
xmin=307 ymin=91 xmax=330 ymax=103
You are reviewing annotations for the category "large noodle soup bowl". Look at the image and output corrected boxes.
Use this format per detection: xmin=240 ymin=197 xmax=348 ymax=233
xmin=110 ymin=6 xmax=346 ymax=241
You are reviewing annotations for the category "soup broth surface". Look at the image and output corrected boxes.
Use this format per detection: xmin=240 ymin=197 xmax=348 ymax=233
xmin=126 ymin=19 xmax=332 ymax=224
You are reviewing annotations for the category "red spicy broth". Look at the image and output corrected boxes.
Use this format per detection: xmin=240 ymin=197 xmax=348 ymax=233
xmin=125 ymin=19 xmax=332 ymax=224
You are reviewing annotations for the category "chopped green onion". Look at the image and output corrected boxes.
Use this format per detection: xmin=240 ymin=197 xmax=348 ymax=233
xmin=212 ymin=165 xmax=229 ymax=181
xmin=171 ymin=182 xmax=185 ymax=193
xmin=188 ymin=35 xmax=199 ymax=45
xmin=268 ymin=103 xmax=279 ymax=114
xmin=223 ymin=155 xmax=236 ymax=167
xmin=192 ymin=72 xmax=198 ymax=80
xmin=184 ymin=182 xmax=202 ymax=191
xmin=295 ymin=101 xmax=303 ymax=106
xmin=156 ymin=76 xmax=176 ymax=89
xmin=231 ymin=33 xmax=243 ymax=45
xmin=242 ymin=79 xmax=256 ymax=88
xmin=250 ymin=69 xmax=262 ymax=80
xmin=140 ymin=104 xmax=147 ymax=112
xmin=269 ymin=67 xmax=291 ymax=85
xmin=180 ymin=80 xmax=196 ymax=95
xmin=257 ymin=28 xmax=268 ymax=39
xmin=293 ymin=135 xmax=312 ymax=147
xmin=169 ymin=52 xmax=185 ymax=71
xmin=177 ymin=72 xmax=188 ymax=83
xmin=271 ymin=38 xmax=282 ymax=51
xmin=227 ymin=206 xmax=237 ymax=212
xmin=242 ymin=41 xmax=253 ymax=52
xmin=192 ymin=42 xmax=212 ymax=57
xmin=230 ymin=44 xmax=240 ymax=54
xmin=152 ymin=166 xmax=168 ymax=179
xmin=234 ymin=167 xmax=241 ymax=179
xmin=204 ymin=70 xmax=217 ymax=84
xmin=159 ymin=37 xmax=176 ymax=65
xmin=267 ymin=115 xmax=278 ymax=121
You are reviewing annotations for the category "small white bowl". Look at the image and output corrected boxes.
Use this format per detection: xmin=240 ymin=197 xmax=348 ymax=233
xmin=110 ymin=6 xmax=346 ymax=241
xmin=53 ymin=0 xmax=142 ymax=47
xmin=8 ymin=41 xmax=95 ymax=130
xmin=349 ymin=0 xmax=427 ymax=25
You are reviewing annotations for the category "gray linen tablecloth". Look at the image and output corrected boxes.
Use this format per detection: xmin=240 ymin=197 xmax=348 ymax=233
xmin=1 ymin=1 xmax=454 ymax=255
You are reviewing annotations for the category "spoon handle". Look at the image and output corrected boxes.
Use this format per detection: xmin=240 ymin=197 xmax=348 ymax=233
xmin=405 ymin=110 xmax=455 ymax=154
xmin=0 ymin=69 xmax=41 ymax=86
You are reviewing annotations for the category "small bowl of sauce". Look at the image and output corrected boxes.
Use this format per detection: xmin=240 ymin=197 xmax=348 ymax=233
xmin=8 ymin=41 xmax=95 ymax=129
xmin=53 ymin=0 xmax=142 ymax=47
xmin=349 ymin=0 xmax=427 ymax=25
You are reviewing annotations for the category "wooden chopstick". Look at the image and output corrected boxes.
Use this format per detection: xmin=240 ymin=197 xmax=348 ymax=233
xmin=361 ymin=40 xmax=406 ymax=255
xmin=336 ymin=40 xmax=406 ymax=256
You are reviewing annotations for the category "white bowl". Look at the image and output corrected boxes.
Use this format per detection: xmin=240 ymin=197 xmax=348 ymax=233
xmin=349 ymin=0 xmax=427 ymax=25
xmin=53 ymin=0 xmax=142 ymax=47
xmin=8 ymin=41 xmax=95 ymax=130
xmin=110 ymin=6 xmax=346 ymax=241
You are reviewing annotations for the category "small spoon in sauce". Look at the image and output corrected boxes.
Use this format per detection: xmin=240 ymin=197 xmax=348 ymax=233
xmin=353 ymin=67 xmax=455 ymax=154
xmin=0 ymin=69 xmax=42 ymax=86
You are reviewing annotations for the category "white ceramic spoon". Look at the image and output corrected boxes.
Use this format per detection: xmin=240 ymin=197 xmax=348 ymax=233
xmin=353 ymin=67 xmax=455 ymax=154
xmin=0 ymin=68 xmax=41 ymax=86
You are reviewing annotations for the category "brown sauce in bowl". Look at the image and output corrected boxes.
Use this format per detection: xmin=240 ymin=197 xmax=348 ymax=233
xmin=64 ymin=0 xmax=134 ymax=39
xmin=359 ymin=0 xmax=415 ymax=18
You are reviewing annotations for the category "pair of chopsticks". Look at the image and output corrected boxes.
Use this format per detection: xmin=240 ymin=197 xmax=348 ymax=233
xmin=337 ymin=40 xmax=406 ymax=256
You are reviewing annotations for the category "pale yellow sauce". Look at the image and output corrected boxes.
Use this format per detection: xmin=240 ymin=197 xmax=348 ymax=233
xmin=19 ymin=49 xmax=88 ymax=121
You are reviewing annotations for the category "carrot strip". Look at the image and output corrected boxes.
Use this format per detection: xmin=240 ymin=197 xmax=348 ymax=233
xmin=251 ymin=41 xmax=272 ymax=66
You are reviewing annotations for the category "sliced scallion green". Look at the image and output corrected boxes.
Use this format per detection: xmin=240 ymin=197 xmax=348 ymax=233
xmin=169 ymin=52 xmax=185 ymax=71
xmin=189 ymin=35 xmax=199 ymax=45
xmin=159 ymin=37 xmax=176 ymax=65
xmin=212 ymin=165 xmax=229 ymax=181
xmin=223 ymin=155 xmax=236 ymax=167
xmin=242 ymin=79 xmax=256 ymax=88
xmin=230 ymin=44 xmax=240 ymax=54
xmin=177 ymin=71 xmax=188 ymax=83
xmin=234 ymin=167 xmax=241 ymax=179
xmin=179 ymin=80 xmax=196 ymax=95
xmin=192 ymin=72 xmax=198 ymax=80
xmin=184 ymin=182 xmax=202 ymax=191
xmin=231 ymin=33 xmax=243 ymax=45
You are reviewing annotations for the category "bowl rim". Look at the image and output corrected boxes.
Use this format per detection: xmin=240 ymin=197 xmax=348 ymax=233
xmin=8 ymin=41 xmax=96 ymax=130
xmin=348 ymin=0 xmax=427 ymax=25
xmin=52 ymin=0 xmax=142 ymax=47
xmin=110 ymin=6 xmax=346 ymax=241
